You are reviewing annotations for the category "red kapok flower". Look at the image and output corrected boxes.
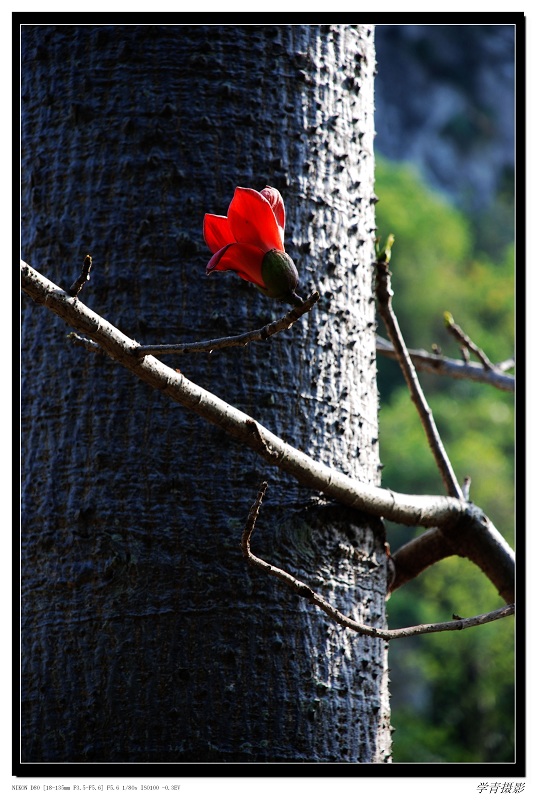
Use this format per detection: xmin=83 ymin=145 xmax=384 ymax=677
xmin=204 ymin=186 xmax=302 ymax=305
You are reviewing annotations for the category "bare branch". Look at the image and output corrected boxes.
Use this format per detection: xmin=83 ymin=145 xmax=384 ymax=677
xmin=389 ymin=528 xmax=456 ymax=593
xmin=21 ymin=261 xmax=515 ymax=602
xmin=444 ymin=312 xmax=496 ymax=370
xmin=68 ymin=254 xmax=92 ymax=298
xmin=376 ymin=335 xmax=514 ymax=393
xmin=375 ymin=260 xmax=464 ymax=501
xmin=242 ymin=484 xmax=514 ymax=641
xmin=134 ymin=291 xmax=320 ymax=357
xmin=20 ymin=260 xmax=461 ymax=526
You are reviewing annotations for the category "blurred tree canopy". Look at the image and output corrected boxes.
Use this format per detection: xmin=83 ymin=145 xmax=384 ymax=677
xmin=374 ymin=156 xmax=515 ymax=763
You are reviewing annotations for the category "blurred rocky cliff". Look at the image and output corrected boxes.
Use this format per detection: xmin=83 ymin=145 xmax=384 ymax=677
xmin=374 ymin=24 xmax=515 ymax=247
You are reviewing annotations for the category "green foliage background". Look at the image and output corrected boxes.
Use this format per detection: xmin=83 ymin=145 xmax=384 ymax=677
xmin=374 ymin=157 xmax=515 ymax=762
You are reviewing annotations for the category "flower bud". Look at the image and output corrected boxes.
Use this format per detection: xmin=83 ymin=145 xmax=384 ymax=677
xmin=260 ymin=249 xmax=300 ymax=303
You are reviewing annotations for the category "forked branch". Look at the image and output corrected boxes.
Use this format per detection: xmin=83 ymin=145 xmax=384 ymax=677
xmin=242 ymin=483 xmax=514 ymax=641
xmin=444 ymin=312 xmax=496 ymax=370
xmin=376 ymin=335 xmax=514 ymax=392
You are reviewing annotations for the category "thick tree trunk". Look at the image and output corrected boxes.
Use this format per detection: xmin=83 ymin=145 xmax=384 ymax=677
xmin=21 ymin=24 xmax=391 ymax=763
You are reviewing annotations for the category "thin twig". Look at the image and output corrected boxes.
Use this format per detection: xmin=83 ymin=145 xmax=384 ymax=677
xmin=444 ymin=312 xmax=496 ymax=370
xmin=241 ymin=484 xmax=514 ymax=641
xmin=241 ymin=481 xmax=269 ymax=559
xmin=68 ymin=254 xmax=92 ymax=298
xmin=375 ymin=260 xmax=464 ymax=501
xmin=376 ymin=336 xmax=514 ymax=392
xmin=134 ymin=291 xmax=320 ymax=357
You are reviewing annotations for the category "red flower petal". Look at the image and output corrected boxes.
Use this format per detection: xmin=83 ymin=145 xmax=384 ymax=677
xmin=260 ymin=186 xmax=285 ymax=231
xmin=228 ymin=188 xmax=284 ymax=252
xmin=206 ymin=242 xmax=267 ymax=288
xmin=203 ymin=214 xmax=235 ymax=254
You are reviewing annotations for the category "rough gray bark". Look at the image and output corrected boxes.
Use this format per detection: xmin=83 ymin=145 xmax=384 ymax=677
xmin=21 ymin=24 xmax=390 ymax=763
